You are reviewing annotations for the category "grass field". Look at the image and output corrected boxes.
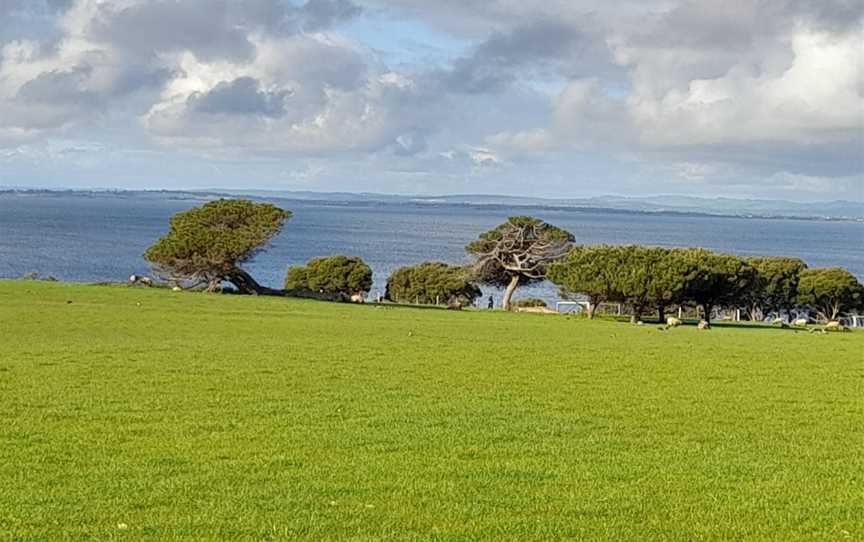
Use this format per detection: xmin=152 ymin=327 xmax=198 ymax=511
xmin=1 ymin=280 xmax=862 ymax=541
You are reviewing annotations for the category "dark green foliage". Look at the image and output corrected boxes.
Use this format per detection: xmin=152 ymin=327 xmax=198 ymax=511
xmin=284 ymin=255 xmax=373 ymax=299
xmin=611 ymin=245 xmax=674 ymax=322
xmin=144 ymin=199 xmax=290 ymax=292
xmin=549 ymin=245 xmax=685 ymax=322
xmin=745 ymin=256 xmax=807 ymax=317
xmin=548 ymin=245 xmax=625 ymax=318
xmin=550 ymin=245 xmax=760 ymax=323
xmin=512 ymin=298 xmax=548 ymax=308
xmin=797 ymin=267 xmax=864 ymax=321
xmin=677 ymin=249 xmax=758 ymax=323
xmin=467 ymin=216 xmax=573 ymax=310
xmin=386 ymin=262 xmax=481 ymax=307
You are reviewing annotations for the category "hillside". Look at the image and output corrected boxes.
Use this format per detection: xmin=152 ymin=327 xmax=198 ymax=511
xmin=1 ymin=281 xmax=862 ymax=541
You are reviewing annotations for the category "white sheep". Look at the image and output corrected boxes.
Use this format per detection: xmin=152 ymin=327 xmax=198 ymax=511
xmin=666 ymin=317 xmax=682 ymax=328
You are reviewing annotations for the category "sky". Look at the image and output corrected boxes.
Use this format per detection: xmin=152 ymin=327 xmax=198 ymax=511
xmin=0 ymin=0 xmax=862 ymax=201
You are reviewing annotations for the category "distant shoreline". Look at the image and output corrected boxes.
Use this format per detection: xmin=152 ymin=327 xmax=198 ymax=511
xmin=3 ymin=188 xmax=863 ymax=223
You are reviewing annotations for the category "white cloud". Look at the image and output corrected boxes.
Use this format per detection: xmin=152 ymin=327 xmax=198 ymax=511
xmin=0 ymin=0 xmax=861 ymax=199
xmin=627 ymin=27 xmax=864 ymax=147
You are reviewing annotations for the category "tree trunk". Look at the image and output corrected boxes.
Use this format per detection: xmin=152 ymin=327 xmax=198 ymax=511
xmin=206 ymin=278 xmax=222 ymax=293
xmin=630 ymin=304 xmax=643 ymax=324
xmin=586 ymin=303 xmax=596 ymax=319
xmin=502 ymin=275 xmax=520 ymax=311
xmin=702 ymin=303 xmax=713 ymax=324
xmin=226 ymin=268 xmax=344 ymax=301
xmin=226 ymin=268 xmax=283 ymax=296
xmin=657 ymin=304 xmax=665 ymax=324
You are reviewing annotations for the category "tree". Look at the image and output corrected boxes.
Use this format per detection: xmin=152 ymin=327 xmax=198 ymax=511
xmin=744 ymin=256 xmax=807 ymax=319
xmin=144 ymin=199 xmax=290 ymax=294
xmin=680 ymin=249 xmax=757 ymax=324
xmin=466 ymin=216 xmax=573 ymax=311
xmin=647 ymin=248 xmax=693 ymax=323
xmin=614 ymin=245 xmax=675 ymax=323
xmin=386 ymin=262 xmax=482 ymax=307
xmin=797 ymin=267 xmax=864 ymax=321
xmin=547 ymin=245 xmax=622 ymax=319
xmin=284 ymin=255 xmax=373 ymax=300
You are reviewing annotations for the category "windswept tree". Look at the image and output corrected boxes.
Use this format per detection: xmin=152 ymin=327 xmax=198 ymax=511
xmin=744 ymin=256 xmax=807 ymax=319
xmin=285 ymin=255 xmax=373 ymax=300
xmin=797 ymin=267 xmax=864 ymax=321
xmin=467 ymin=216 xmax=573 ymax=310
xmin=144 ymin=199 xmax=290 ymax=294
xmin=681 ymin=249 xmax=757 ymax=324
xmin=386 ymin=262 xmax=481 ymax=307
xmin=547 ymin=245 xmax=622 ymax=319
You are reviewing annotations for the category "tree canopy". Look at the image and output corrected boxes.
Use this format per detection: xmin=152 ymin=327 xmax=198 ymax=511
xmin=550 ymin=245 xmax=765 ymax=323
xmin=284 ymin=255 xmax=373 ymax=300
xmin=386 ymin=262 xmax=482 ymax=307
xmin=797 ymin=267 xmax=864 ymax=321
xmin=547 ymin=245 xmax=624 ymax=318
xmin=466 ymin=216 xmax=573 ymax=310
xmin=549 ymin=245 xmax=687 ymax=321
xmin=677 ymin=249 xmax=757 ymax=323
xmin=144 ymin=199 xmax=290 ymax=293
xmin=744 ymin=256 xmax=807 ymax=318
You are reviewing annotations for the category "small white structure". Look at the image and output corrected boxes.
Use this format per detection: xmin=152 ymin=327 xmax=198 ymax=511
xmin=556 ymin=301 xmax=590 ymax=313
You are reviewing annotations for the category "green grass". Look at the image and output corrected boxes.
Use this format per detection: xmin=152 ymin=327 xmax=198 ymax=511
xmin=1 ymin=280 xmax=862 ymax=541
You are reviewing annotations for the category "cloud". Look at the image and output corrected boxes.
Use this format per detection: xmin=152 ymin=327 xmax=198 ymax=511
xmin=140 ymin=32 xmax=440 ymax=155
xmin=433 ymin=18 xmax=620 ymax=94
xmin=84 ymin=0 xmax=364 ymax=62
xmin=189 ymin=77 xmax=291 ymax=118
xmin=0 ymin=0 xmax=861 ymax=200
xmin=302 ymin=0 xmax=364 ymax=31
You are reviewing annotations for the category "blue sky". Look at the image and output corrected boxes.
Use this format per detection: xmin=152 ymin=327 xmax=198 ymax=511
xmin=0 ymin=0 xmax=861 ymax=201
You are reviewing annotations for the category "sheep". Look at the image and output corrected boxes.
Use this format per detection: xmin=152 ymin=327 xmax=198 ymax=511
xmin=128 ymin=274 xmax=153 ymax=286
xmin=350 ymin=293 xmax=365 ymax=304
xmin=792 ymin=318 xmax=808 ymax=327
xmin=825 ymin=321 xmax=849 ymax=332
xmin=666 ymin=317 xmax=682 ymax=328
xmin=697 ymin=320 xmax=711 ymax=330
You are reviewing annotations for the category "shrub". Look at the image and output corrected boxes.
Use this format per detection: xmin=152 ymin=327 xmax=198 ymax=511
xmin=285 ymin=255 xmax=373 ymax=299
xmin=512 ymin=298 xmax=547 ymax=308
xmin=386 ymin=262 xmax=481 ymax=307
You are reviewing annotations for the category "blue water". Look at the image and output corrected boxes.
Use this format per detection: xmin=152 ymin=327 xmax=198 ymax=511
xmin=1 ymin=192 xmax=862 ymax=302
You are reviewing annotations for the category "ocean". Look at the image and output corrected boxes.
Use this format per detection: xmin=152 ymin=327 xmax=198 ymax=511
xmin=1 ymin=191 xmax=862 ymax=303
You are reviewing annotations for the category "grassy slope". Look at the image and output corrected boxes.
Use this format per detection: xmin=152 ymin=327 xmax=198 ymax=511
xmin=0 ymin=280 xmax=862 ymax=542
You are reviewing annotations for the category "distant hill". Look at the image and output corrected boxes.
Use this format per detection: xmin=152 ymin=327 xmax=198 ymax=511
xmin=204 ymin=189 xmax=864 ymax=221
xmin=3 ymin=187 xmax=862 ymax=221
